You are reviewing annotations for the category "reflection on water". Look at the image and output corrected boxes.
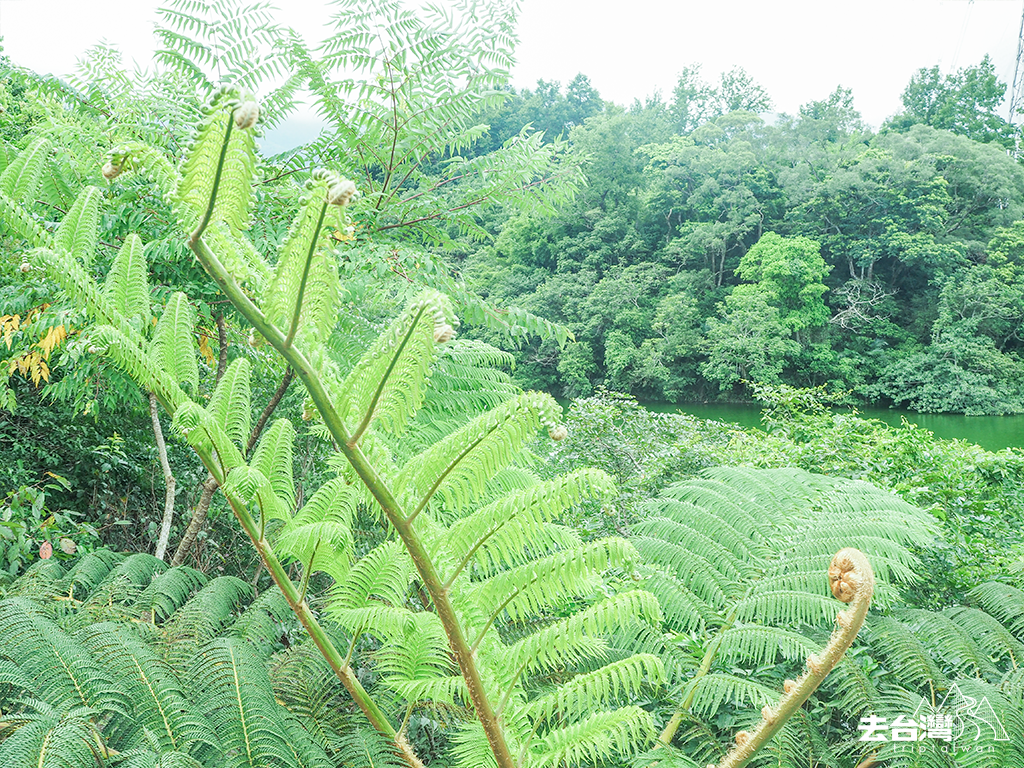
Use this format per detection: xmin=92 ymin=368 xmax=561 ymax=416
xmin=641 ymin=402 xmax=1024 ymax=453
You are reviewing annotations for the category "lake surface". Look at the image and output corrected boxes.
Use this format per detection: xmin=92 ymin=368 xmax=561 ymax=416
xmin=642 ymin=402 xmax=1024 ymax=453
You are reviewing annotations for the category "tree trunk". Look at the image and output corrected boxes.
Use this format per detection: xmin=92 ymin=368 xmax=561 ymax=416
xmin=150 ymin=392 xmax=177 ymax=562
xmin=170 ymin=475 xmax=218 ymax=567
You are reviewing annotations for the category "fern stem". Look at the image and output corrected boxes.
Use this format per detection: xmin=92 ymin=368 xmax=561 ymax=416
xmin=217 ymin=484 xmax=403 ymax=747
xmin=189 ymin=234 xmax=518 ymax=768
xmin=188 ymin=114 xmax=234 ymax=246
xmin=283 ymin=200 xmax=329 ymax=349
xmin=713 ymin=549 xmax=876 ymax=768
xmin=659 ymin=607 xmax=739 ymax=745
xmin=348 ymin=303 xmax=428 ymax=447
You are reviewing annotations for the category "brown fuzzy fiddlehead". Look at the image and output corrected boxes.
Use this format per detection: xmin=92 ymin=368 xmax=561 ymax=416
xmin=712 ymin=548 xmax=875 ymax=768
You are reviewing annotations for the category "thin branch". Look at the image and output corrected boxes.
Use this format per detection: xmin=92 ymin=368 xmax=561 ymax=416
xmin=246 ymin=367 xmax=295 ymax=456
xmin=149 ymin=393 xmax=177 ymax=562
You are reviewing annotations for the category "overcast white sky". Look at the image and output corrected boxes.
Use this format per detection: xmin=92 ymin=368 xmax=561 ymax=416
xmin=1 ymin=0 xmax=1019 ymax=130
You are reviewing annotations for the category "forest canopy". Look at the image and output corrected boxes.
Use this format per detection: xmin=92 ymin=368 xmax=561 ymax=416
xmin=463 ymin=55 xmax=1024 ymax=414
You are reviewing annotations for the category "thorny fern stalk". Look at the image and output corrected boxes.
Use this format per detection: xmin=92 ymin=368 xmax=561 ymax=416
xmin=187 ymin=91 xmax=519 ymax=768
xmin=712 ymin=547 xmax=875 ymax=768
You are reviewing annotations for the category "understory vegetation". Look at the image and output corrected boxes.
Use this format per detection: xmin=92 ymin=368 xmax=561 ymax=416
xmin=0 ymin=1 xmax=1022 ymax=767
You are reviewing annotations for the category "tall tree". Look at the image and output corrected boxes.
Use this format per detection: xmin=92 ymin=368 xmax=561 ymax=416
xmin=888 ymin=55 xmax=1012 ymax=148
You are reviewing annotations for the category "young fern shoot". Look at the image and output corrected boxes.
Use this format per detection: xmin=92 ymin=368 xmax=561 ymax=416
xmin=713 ymin=547 xmax=875 ymax=768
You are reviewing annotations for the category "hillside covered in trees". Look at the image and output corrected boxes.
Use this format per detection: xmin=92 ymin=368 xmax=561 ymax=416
xmin=457 ymin=57 xmax=1024 ymax=415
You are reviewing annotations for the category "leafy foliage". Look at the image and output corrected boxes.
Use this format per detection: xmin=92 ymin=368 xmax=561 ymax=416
xmin=0 ymin=551 xmax=395 ymax=768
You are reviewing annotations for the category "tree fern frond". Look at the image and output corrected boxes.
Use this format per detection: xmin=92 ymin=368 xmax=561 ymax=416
xmin=473 ymin=538 xmax=637 ymax=624
xmin=0 ymin=136 xmax=50 ymax=200
xmin=527 ymin=654 xmax=664 ymax=725
xmin=899 ymin=608 xmax=999 ymax=679
xmin=249 ymin=418 xmax=294 ymax=510
xmin=819 ymin=654 xmax=882 ymax=718
xmin=968 ymin=582 xmax=1024 ymax=638
xmin=162 ymin=576 xmax=253 ymax=659
xmin=175 ymin=91 xmax=257 ymax=234
xmin=186 ymin=637 xmax=330 ymax=768
xmin=81 ymin=621 xmax=220 ymax=757
xmin=397 ymin=391 xmax=562 ymax=517
xmin=639 ymin=570 xmax=718 ymax=634
xmin=206 ymin=357 xmax=252 ymax=447
xmin=328 ymin=541 xmax=413 ymax=614
xmin=222 ymin=465 xmax=290 ymax=524
xmin=0 ymin=598 xmax=125 ymax=715
xmin=109 ymin=745 xmax=207 ymax=768
xmin=58 ymin=550 xmax=124 ymax=602
xmin=335 ymin=727 xmax=407 ymax=768
xmin=863 ymin=616 xmax=946 ymax=691
xmin=262 ymin=177 xmax=345 ymax=340
xmin=77 ymin=553 xmax=168 ymax=622
xmin=274 ymin=520 xmax=354 ymax=580
xmin=103 ymin=233 xmax=151 ymax=322
xmin=638 ymin=499 xmax=760 ymax=565
xmin=714 ymin=624 xmax=820 ymax=667
xmin=731 ymin=589 xmax=843 ymax=627
xmin=0 ymin=188 xmax=51 ymax=246
xmin=632 ymin=535 xmax=736 ymax=612
xmin=150 ymin=292 xmax=200 ymax=394
xmin=4 ymin=557 xmax=70 ymax=602
xmin=510 ymin=590 xmax=662 ymax=675
xmin=444 ymin=468 xmax=615 ymax=576
xmin=106 ymin=141 xmax=182 ymax=203
xmin=275 ymin=477 xmax=359 ymax=579
xmin=35 ymin=249 xmax=151 ymax=357
xmin=378 ymin=612 xmax=461 ymax=704
xmin=0 ymin=703 xmax=106 ymax=768
xmin=450 ymin=720 xmax=500 ymax=768
xmin=269 ymin=641 xmax=354 ymax=753
xmin=533 ymin=705 xmax=655 ymax=768
xmin=133 ymin=566 xmax=209 ymax=623
xmin=173 ymin=401 xmax=245 ymax=474
xmin=0 ymin=658 xmax=37 ymax=697
xmin=339 ymin=289 xmax=453 ymax=439
xmin=228 ymin=588 xmax=292 ymax=657
xmin=944 ymin=606 xmax=1024 ymax=667
xmin=53 ymin=185 xmax=101 ymax=265
xmin=683 ymin=673 xmax=781 ymax=719
xmin=633 ymin=517 xmax=747 ymax=586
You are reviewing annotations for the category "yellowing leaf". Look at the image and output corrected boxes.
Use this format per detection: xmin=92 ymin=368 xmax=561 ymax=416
xmin=36 ymin=324 xmax=67 ymax=359
xmin=198 ymin=334 xmax=216 ymax=366
xmin=1 ymin=314 xmax=21 ymax=349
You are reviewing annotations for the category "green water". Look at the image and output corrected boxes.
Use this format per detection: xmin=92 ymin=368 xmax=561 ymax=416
xmin=640 ymin=402 xmax=1024 ymax=453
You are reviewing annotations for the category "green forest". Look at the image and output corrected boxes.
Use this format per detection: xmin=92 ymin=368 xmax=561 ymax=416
xmin=466 ymin=57 xmax=1024 ymax=415
xmin=0 ymin=2 xmax=1022 ymax=768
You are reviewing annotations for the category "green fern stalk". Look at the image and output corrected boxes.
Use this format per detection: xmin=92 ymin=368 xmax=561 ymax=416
xmin=187 ymin=118 xmax=519 ymax=768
